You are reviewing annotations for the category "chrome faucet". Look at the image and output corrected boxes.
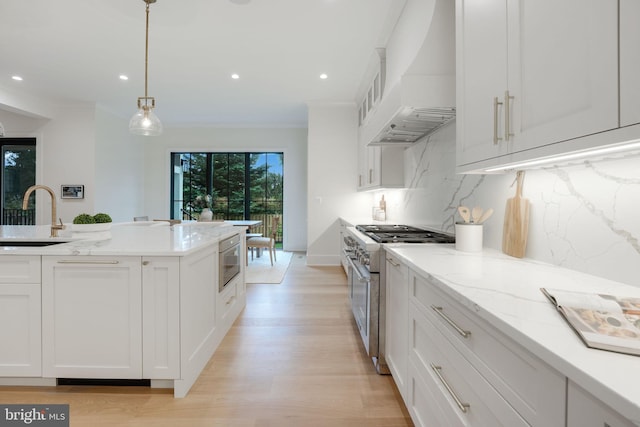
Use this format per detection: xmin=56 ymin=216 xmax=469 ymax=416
xmin=22 ymin=185 xmax=65 ymax=237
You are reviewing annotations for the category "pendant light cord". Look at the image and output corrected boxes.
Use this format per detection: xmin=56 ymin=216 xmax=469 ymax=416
xmin=144 ymin=1 xmax=150 ymax=100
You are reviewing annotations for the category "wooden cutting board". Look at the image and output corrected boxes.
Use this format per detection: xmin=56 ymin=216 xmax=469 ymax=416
xmin=502 ymin=171 xmax=530 ymax=258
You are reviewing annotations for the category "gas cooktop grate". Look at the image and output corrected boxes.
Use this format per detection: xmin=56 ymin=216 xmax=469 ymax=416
xmin=355 ymin=224 xmax=455 ymax=244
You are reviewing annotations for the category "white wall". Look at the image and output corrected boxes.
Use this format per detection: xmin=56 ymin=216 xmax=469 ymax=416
xmin=307 ymin=102 xmax=372 ymax=265
xmin=139 ymin=126 xmax=308 ymax=252
xmin=0 ymin=89 xmax=146 ymax=225
xmin=0 ymin=102 xmax=99 ymax=225
xmin=94 ymin=107 xmax=145 ymax=222
xmin=39 ymin=105 xmax=97 ymax=224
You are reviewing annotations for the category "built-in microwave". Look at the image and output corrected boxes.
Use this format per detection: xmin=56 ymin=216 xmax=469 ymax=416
xmin=219 ymin=234 xmax=241 ymax=292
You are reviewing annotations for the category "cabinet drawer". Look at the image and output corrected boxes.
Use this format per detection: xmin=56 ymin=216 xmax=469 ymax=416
xmin=411 ymin=272 xmax=565 ymax=426
xmin=409 ymin=302 xmax=528 ymax=427
xmin=218 ymin=281 xmax=238 ymax=326
xmin=0 ymin=256 xmax=40 ymax=283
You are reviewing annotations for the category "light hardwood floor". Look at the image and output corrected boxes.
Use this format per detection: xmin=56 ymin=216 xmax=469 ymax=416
xmin=0 ymin=253 xmax=413 ymax=426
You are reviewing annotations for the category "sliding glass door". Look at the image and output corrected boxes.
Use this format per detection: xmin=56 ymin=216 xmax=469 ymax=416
xmin=171 ymin=152 xmax=283 ymax=241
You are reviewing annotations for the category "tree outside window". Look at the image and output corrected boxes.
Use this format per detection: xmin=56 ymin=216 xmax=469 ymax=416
xmin=171 ymin=152 xmax=283 ymax=243
xmin=2 ymin=139 xmax=36 ymax=225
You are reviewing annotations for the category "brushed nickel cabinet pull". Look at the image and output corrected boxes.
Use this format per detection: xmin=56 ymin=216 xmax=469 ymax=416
xmin=57 ymin=260 xmax=120 ymax=265
xmin=431 ymin=305 xmax=471 ymax=338
xmin=369 ymin=168 xmax=373 ymax=184
xmin=504 ymin=90 xmax=514 ymax=141
xmin=493 ymin=96 xmax=503 ymax=145
xmin=431 ymin=364 xmax=470 ymax=413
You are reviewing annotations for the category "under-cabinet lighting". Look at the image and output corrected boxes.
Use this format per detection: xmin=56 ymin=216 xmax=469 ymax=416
xmin=11 ymin=75 xmax=23 ymax=81
xmin=319 ymin=73 xmax=328 ymax=80
xmin=484 ymin=139 xmax=640 ymax=172
xmin=231 ymin=73 xmax=240 ymax=80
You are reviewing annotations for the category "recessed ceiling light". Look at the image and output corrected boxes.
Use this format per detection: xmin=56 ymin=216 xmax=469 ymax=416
xmin=119 ymin=74 xmax=129 ymax=81
xmin=231 ymin=73 xmax=240 ymax=80
xmin=11 ymin=75 xmax=23 ymax=81
xmin=319 ymin=73 xmax=328 ymax=80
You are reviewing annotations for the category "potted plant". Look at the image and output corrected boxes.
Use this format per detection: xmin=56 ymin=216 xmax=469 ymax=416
xmin=72 ymin=212 xmax=113 ymax=232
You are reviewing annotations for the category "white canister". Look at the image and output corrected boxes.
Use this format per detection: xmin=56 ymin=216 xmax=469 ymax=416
xmin=455 ymin=223 xmax=483 ymax=252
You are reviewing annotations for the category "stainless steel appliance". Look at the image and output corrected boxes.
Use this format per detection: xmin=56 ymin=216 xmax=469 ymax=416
xmin=219 ymin=234 xmax=241 ymax=292
xmin=344 ymin=224 xmax=454 ymax=374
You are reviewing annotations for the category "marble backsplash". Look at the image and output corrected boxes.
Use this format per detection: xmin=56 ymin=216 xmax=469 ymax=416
xmin=374 ymin=122 xmax=640 ymax=287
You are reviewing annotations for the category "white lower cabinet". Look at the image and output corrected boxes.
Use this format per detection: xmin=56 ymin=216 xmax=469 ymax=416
xmin=384 ymin=252 xmax=409 ymax=400
xmin=384 ymin=252 xmax=638 ymax=425
xmin=42 ymin=256 xmax=143 ymax=378
xmin=1 ymin=234 xmax=244 ymax=397
xmin=142 ymin=256 xmax=180 ymax=379
xmin=408 ymin=302 xmax=529 ymax=427
xmin=0 ymin=256 xmax=42 ymax=377
xmin=567 ymin=381 xmax=636 ymax=427
xmin=400 ymin=269 xmax=565 ymax=426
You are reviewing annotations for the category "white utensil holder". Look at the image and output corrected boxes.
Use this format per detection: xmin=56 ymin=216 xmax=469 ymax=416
xmin=455 ymin=223 xmax=483 ymax=252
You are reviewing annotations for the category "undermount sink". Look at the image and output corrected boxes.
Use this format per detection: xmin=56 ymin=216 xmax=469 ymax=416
xmin=0 ymin=241 xmax=70 ymax=247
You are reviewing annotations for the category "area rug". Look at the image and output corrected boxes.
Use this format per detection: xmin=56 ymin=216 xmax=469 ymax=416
xmin=245 ymin=250 xmax=293 ymax=284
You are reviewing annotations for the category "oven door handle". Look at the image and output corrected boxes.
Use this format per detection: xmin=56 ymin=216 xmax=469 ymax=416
xmin=345 ymin=254 xmax=369 ymax=282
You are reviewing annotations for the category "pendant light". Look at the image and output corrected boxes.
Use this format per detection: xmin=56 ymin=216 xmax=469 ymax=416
xmin=129 ymin=0 xmax=163 ymax=136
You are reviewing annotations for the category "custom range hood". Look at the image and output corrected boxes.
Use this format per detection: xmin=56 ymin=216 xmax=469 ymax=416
xmin=362 ymin=0 xmax=455 ymax=147
xmin=368 ymin=79 xmax=456 ymax=146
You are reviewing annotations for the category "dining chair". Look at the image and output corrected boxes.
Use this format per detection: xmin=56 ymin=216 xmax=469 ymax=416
xmin=246 ymin=216 xmax=279 ymax=266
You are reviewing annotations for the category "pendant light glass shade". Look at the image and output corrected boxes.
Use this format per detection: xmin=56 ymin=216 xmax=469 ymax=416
xmin=129 ymin=98 xmax=163 ymax=136
xmin=129 ymin=0 xmax=162 ymax=136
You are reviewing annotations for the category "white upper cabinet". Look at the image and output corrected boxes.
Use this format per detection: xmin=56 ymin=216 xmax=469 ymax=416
xmin=512 ymin=0 xmax=618 ymax=149
xmin=357 ymin=142 xmax=404 ymax=191
xmin=456 ymin=0 xmax=619 ymax=172
xmin=456 ymin=0 xmax=510 ymax=166
xmin=620 ymin=0 xmax=640 ymax=127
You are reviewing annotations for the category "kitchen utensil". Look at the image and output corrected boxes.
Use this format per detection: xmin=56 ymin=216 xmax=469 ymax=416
xmin=477 ymin=208 xmax=494 ymax=224
xmin=471 ymin=206 xmax=483 ymax=223
xmin=502 ymin=171 xmax=530 ymax=258
xmin=458 ymin=206 xmax=470 ymax=223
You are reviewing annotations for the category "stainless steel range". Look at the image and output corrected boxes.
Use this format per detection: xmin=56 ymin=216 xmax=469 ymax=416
xmin=343 ymin=224 xmax=454 ymax=374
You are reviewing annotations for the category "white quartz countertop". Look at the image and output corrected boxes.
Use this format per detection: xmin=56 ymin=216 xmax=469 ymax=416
xmin=0 ymin=221 xmax=239 ymax=256
xmin=383 ymin=244 xmax=640 ymax=424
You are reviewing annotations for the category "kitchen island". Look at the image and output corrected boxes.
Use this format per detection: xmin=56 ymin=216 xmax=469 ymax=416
xmin=0 ymin=221 xmax=245 ymax=398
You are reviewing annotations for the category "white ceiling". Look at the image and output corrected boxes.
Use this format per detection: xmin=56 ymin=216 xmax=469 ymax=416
xmin=0 ymin=0 xmax=406 ymax=127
